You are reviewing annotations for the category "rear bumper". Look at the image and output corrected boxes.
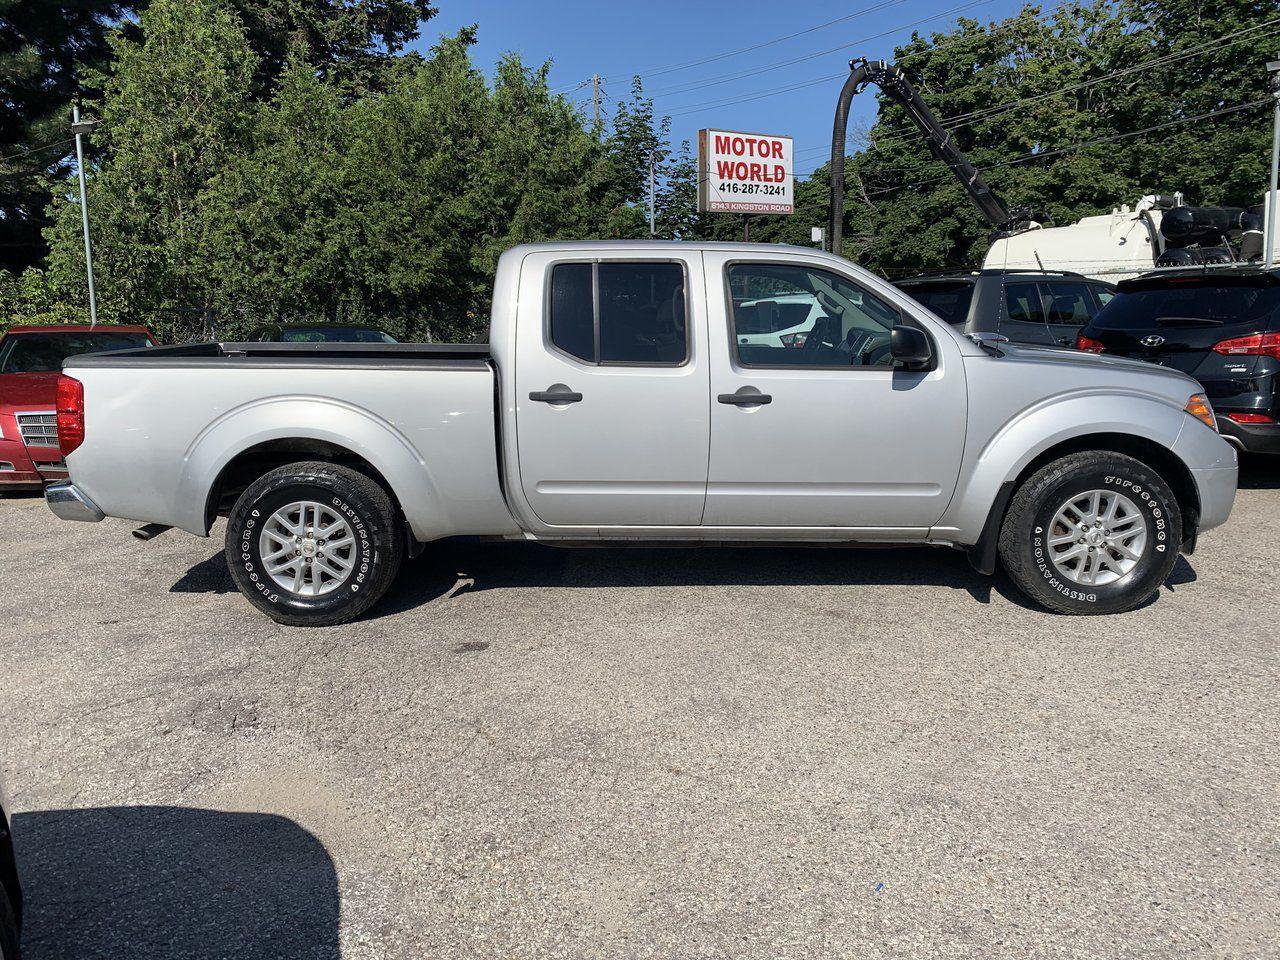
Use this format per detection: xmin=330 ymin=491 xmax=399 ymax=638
xmin=46 ymin=481 xmax=105 ymax=522
xmin=1218 ymin=417 xmax=1280 ymax=455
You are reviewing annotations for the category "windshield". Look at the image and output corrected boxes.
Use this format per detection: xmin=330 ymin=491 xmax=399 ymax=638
xmin=895 ymin=280 xmax=974 ymax=326
xmin=279 ymin=326 xmax=397 ymax=343
xmin=0 ymin=331 xmax=152 ymax=373
xmin=1094 ymin=282 xmax=1280 ymax=331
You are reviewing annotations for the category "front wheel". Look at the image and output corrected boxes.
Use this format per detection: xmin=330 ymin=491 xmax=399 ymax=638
xmin=225 ymin=461 xmax=403 ymax=626
xmin=998 ymin=451 xmax=1182 ymax=615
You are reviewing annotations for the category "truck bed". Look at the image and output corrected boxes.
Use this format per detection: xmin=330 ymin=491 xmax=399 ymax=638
xmin=61 ymin=339 xmax=515 ymax=542
xmin=65 ymin=340 xmax=491 ymax=368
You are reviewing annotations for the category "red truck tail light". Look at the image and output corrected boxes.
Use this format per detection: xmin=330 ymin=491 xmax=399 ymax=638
xmin=1075 ymin=334 xmax=1106 ymax=353
xmin=1212 ymin=331 xmax=1280 ymax=361
xmin=56 ymin=374 xmax=85 ymax=456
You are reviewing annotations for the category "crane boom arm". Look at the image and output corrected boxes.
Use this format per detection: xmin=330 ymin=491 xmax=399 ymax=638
xmin=829 ymin=59 xmax=1038 ymax=254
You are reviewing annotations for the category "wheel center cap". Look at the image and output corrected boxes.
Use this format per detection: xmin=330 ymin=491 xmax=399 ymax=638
xmin=1086 ymin=529 xmax=1106 ymax=547
xmin=301 ymin=539 xmax=318 ymax=557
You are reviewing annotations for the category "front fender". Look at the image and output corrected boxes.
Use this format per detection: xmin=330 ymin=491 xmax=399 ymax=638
xmin=176 ymin=395 xmax=444 ymax=538
xmin=935 ymin=390 xmax=1188 ymax=543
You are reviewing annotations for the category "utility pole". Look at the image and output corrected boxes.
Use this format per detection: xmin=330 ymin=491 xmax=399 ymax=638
xmin=1265 ymin=57 xmax=1280 ymax=268
xmin=648 ymin=149 xmax=657 ymax=236
xmin=592 ymin=74 xmax=601 ymax=134
xmin=71 ymin=104 xmax=99 ymax=328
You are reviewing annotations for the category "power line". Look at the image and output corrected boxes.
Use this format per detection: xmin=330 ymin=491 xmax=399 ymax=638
xmin=550 ymin=0 xmax=911 ymax=94
xmin=656 ymin=0 xmax=996 ymax=114
xmin=796 ymin=96 xmax=1273 ymax=189
xmin=556 ymin=0 xmax=994 ymax=102
xmin=668 ymin=73 xmax=846 ymax=119
xmin=0 ymin=137 xmax=76 ymax=166
xmin=682 ymin=94 xmax=1269 ymax=209
xmin=790 ymin=14 xmax=1280 ymax=163
xmin=639 ymin=0 xmax=912 ymax=81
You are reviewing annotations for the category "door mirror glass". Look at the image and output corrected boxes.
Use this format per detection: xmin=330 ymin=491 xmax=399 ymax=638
xmin=890 ymin=324 xmax=933 ymax=370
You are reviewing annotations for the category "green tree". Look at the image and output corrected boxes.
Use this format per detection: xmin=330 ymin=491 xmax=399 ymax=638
xmin=42 ymin=0 xmax=258 ymax=335
xmin=224 ymin=0 xmax=438 ymax=90
xmin=0 ymin=0 xmax=436 ymax=276
xmin=0 ymin=0 xmax=134 ymax=271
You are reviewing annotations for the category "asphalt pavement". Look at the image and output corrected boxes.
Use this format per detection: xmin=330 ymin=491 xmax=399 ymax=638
xmin=1 ymin=462 xmax=1277 ymax=959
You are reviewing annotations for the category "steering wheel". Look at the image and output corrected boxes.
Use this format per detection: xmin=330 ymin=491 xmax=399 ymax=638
xmin=803 ymin=315 xmax=839 ymax=353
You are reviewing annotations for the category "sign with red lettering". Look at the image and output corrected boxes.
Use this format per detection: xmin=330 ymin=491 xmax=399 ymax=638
xmin=697 ymin=129 xmax=793 ymax=215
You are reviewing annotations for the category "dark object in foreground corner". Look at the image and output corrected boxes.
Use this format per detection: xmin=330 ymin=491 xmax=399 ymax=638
xmin=13 ymin=806 xmax=339 ymax=960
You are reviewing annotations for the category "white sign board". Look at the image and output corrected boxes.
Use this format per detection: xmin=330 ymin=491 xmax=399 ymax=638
xmin=698 ymin=129 xmax=794 ymax=215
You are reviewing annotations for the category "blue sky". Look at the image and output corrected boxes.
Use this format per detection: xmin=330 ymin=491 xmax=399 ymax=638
xmin=419 ymin=0 xmax=1057 ymax=178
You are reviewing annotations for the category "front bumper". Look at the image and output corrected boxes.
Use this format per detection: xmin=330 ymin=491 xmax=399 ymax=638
xmin=46 ymin=481 xmax=105 ymax=522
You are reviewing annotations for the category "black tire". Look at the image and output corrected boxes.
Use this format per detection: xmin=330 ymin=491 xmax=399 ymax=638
xmin=224 ymin=461 xmax=403 ymax=627
xmin=998 ymin=451 xmax=1182 ymax=615
xmin=0 ymin=883 xmax=19 ymax=960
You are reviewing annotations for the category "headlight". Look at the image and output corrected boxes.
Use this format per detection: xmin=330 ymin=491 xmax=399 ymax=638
xmin=1184 ymin=393 xmax=1217 ymax=432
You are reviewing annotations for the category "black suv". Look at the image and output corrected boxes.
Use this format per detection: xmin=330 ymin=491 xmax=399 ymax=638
xmin=893 ymin=269 xmax=1116 ymax=347
xmin=1077 ymin=266 xmax=1280 ymax=455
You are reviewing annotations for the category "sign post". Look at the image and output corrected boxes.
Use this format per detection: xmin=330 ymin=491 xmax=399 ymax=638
xmin=698 ymin=129 xmax=794 ymax=222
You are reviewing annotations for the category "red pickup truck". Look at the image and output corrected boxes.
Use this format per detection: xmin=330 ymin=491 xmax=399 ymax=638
xmin=0 ymin=324 xmax=156 ymax=491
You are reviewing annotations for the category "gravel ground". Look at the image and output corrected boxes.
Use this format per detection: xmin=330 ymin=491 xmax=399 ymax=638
xmin=1 ymin=461 xmax=1278 ymax=959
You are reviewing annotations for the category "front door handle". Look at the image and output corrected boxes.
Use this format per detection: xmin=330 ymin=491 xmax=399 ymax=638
xmin=529 ymin=384 xmax=583 ymax=404
xmin=718 ymin=389 xmax=772 ymax=406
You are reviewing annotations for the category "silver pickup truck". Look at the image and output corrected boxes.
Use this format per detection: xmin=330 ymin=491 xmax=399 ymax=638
xmin=46 ymin=241 xmax=1237 ymax=625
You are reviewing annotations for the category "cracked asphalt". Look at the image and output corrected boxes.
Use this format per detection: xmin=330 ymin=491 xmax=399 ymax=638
xmin=1 ymin=460 xmax=1278 ymax=959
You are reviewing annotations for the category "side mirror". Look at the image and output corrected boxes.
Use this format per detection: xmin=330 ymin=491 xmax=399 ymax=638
xmin=890 ymin=324 xmax=933 ymax=370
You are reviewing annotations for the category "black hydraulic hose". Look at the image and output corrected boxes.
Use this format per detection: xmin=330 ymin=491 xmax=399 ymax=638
xmin=829 ymin=61 xmax=870 ymax=257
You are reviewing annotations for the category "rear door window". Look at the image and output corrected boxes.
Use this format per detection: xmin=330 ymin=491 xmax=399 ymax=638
xmin=1042 ymin=282 xmax=1096 ymax=326
xmin=548 ymin=261 xmax=687 ymax=365
xmin=1004 ymin=282 xmax=1046 ymax=324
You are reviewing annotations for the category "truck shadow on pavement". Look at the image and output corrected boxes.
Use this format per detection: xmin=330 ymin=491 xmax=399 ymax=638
xmin=381 ymin=540 xmax=1198 ymax=619
xmin=174 ymin=539 xmax=1198 ymax=619
xmin=13 ymin=806 xmax=339 ymax=960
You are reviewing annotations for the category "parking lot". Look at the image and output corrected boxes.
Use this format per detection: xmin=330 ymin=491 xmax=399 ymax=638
xmin=1 ymin=461 xmax=1278 ymax=959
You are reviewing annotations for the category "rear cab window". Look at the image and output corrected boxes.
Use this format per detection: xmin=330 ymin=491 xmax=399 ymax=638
xmin=548 ymin=261 xmax=687 ymax=365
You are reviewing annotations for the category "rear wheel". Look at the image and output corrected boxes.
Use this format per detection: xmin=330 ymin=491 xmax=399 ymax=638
xmin=225 ymin=462 xmax=403 ymax=626
xmin=998 ymin=451 xmax=1182 ymax=615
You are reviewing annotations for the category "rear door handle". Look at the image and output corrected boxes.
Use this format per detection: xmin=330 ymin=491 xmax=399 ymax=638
xmin=718 ymin=389 xmax=772 ymax=406
xmin=529 ymin=384 xmax=583 ymax=404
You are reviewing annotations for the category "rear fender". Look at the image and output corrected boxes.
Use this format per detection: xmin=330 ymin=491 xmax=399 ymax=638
xmin=177 ymin=396 xmax=446 ymax=540
xmin=936 ymin=391 xmax=1188 ymax=543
